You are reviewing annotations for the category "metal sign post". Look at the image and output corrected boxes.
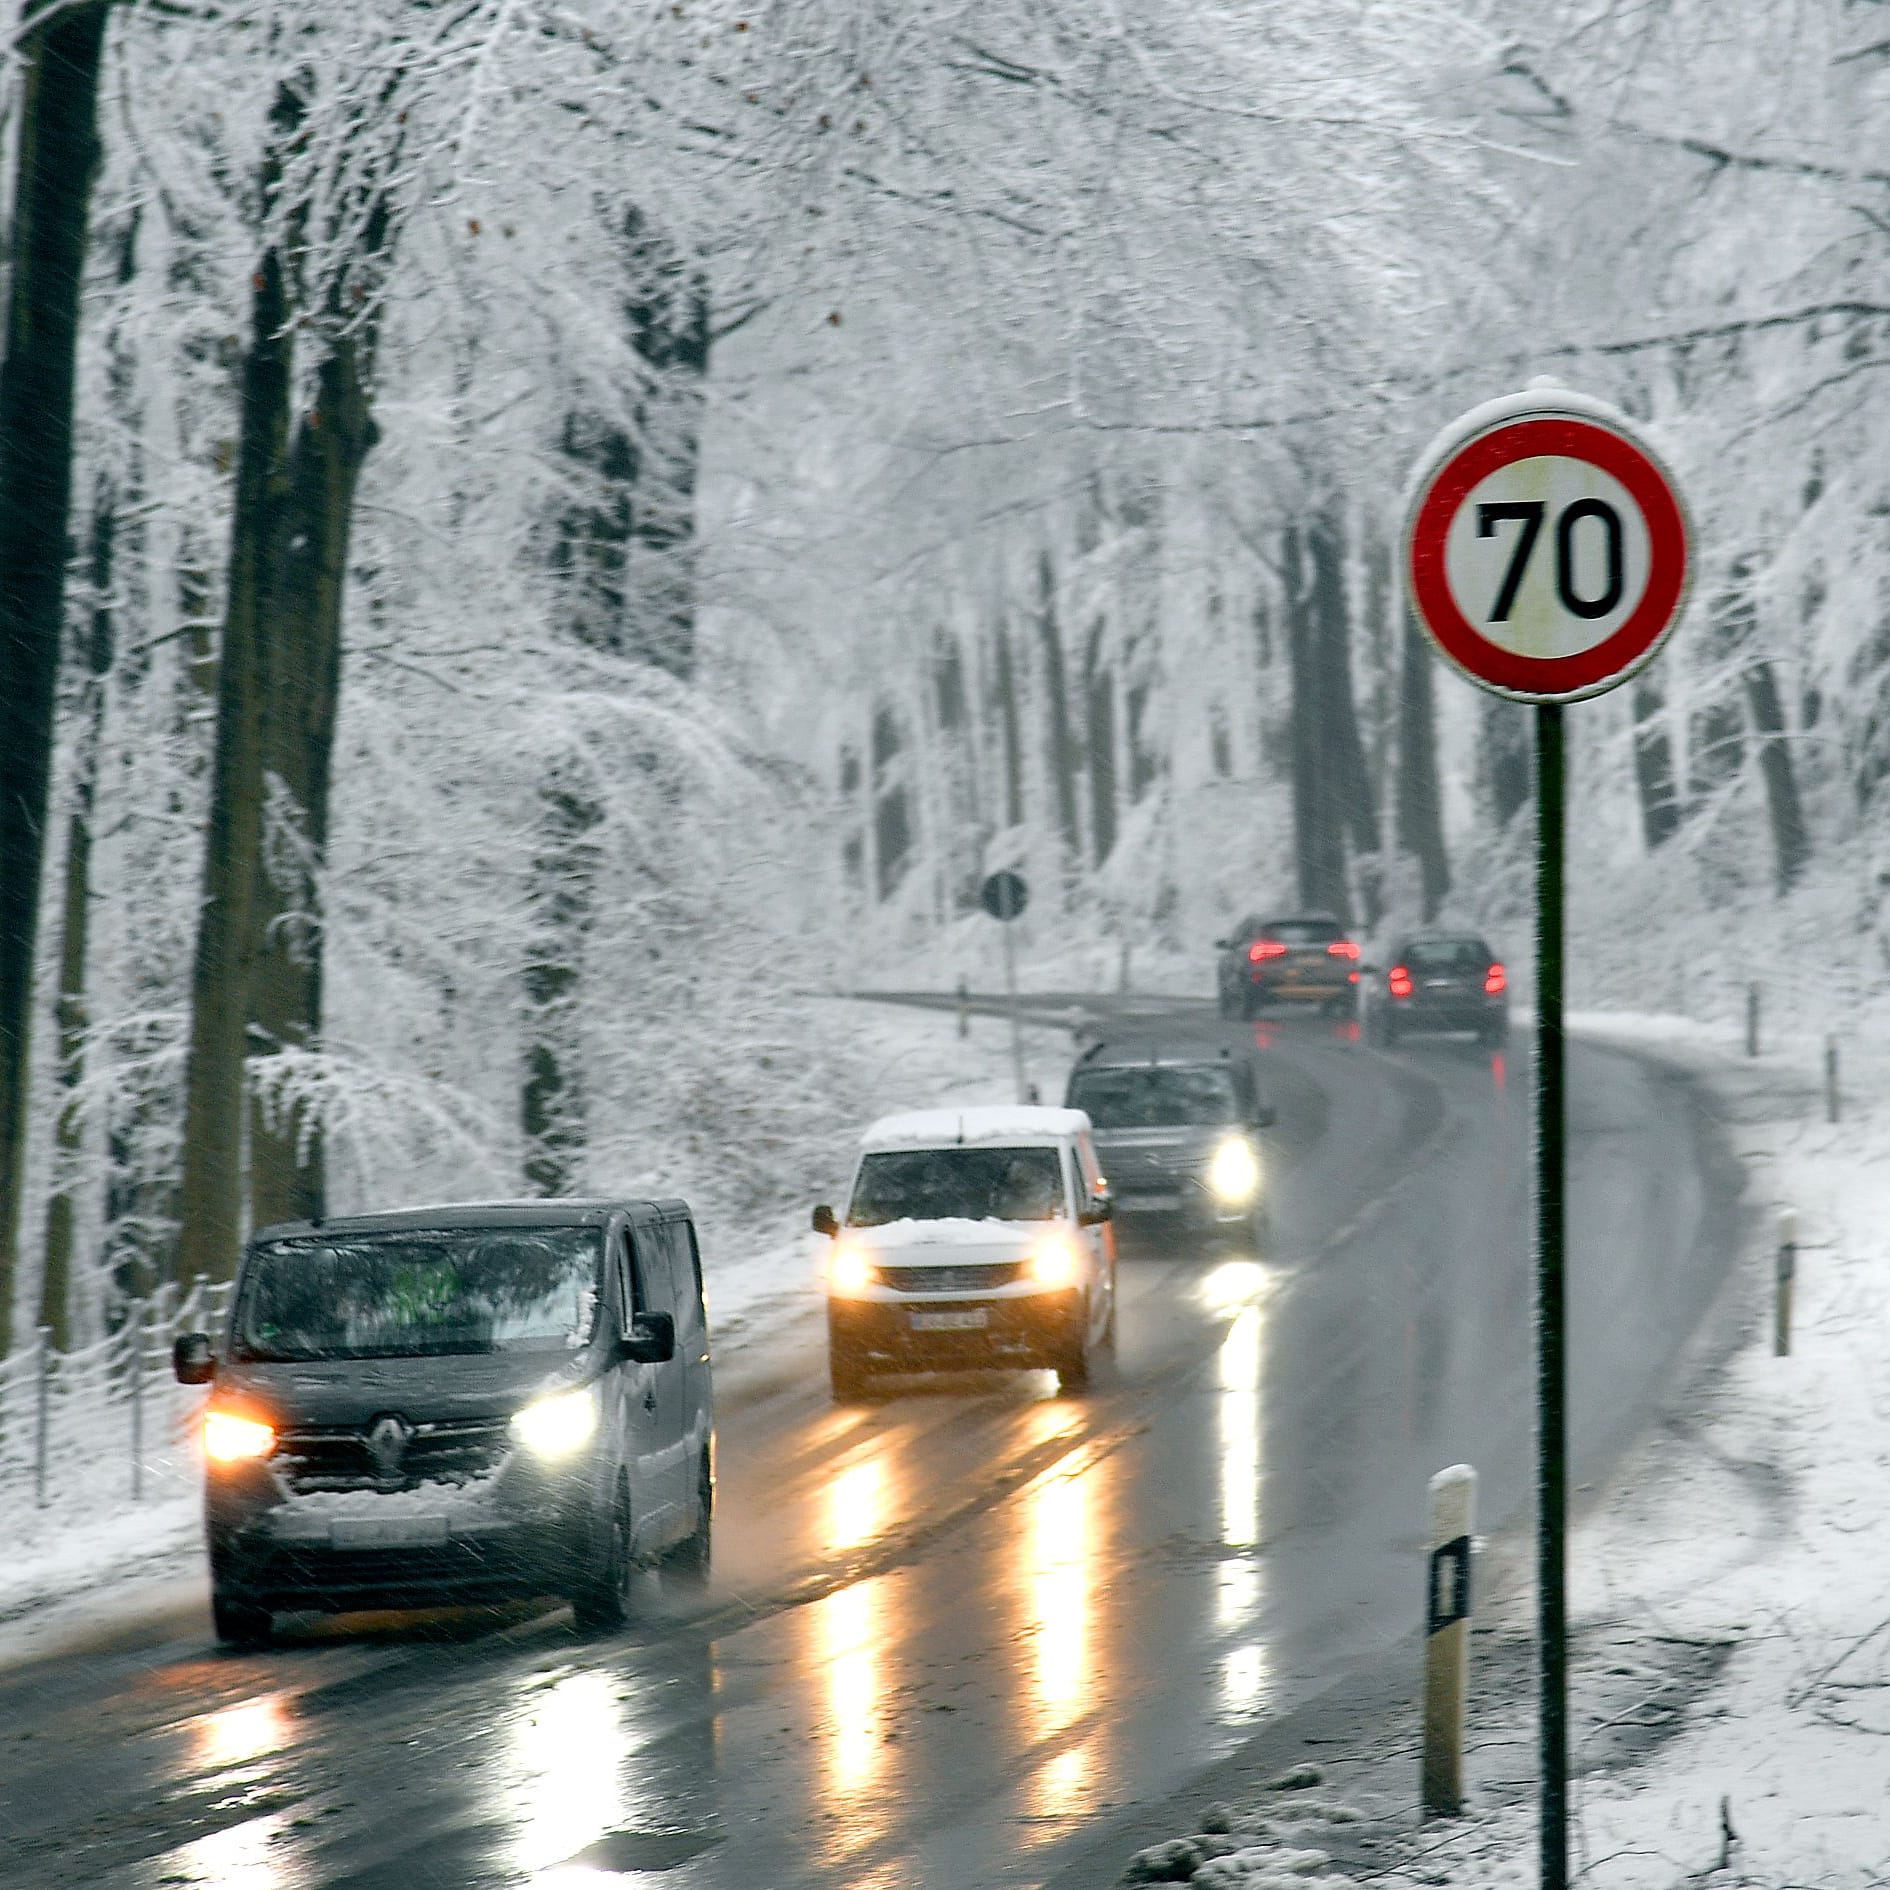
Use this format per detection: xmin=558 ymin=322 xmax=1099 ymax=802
xmin=1534 ymin=699 xmax=1567 ymax=1881
xmin=1403 ymin=386 xmax=1690 ymax=1890
xmin=979 ymin=870 xmax=1030 ymax=1104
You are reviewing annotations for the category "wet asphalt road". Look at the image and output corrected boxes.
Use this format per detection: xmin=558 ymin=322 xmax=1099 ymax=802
xmin=0 ymin=998 xmax=1743 ymax=1890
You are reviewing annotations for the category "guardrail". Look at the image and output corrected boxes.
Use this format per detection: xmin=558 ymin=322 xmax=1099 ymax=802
xmin=0 ymin=1277 xmax=230 ymax=1517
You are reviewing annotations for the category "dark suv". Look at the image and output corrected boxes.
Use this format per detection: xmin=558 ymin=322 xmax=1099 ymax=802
xmin=1065 ymin=1044 xmax=1275 ymax=1244
xmin=1215 ymin=912 xmax=1361 ymax=1018
xmin=172 ymin=1199 xmax=714 ymax=1646
xmin=1371 ymin=933 xmax=1510 ymax=1047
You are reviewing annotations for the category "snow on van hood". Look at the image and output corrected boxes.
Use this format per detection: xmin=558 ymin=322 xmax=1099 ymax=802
xmin=859 ymin=1105 xmax=1090 ymax=1148
xmin=846 ymin=1216 xmax=1054 ymax=1253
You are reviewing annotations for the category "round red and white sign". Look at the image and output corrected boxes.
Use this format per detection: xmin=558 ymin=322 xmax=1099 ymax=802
xmin=1402 ymin=389 xmax=1690 ymax=702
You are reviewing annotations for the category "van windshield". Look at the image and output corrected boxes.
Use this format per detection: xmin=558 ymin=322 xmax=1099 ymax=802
xmin=232 ymin=1228 xmax=601 ymax=1361
xmin=1068 ymin=1066 xmax=1241 ymax=1129
xmin=848 ymin=1146 xmax=1065 ymax=1226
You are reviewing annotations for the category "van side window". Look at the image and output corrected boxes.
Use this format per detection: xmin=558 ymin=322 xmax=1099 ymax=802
xmin=612 ymin=1228 xmax=635 ymax=1323
xmin=631 ymin=1227 xmax=676 ymax=1318
xmin=666 ymin=1222 xmax=705 ymax=1333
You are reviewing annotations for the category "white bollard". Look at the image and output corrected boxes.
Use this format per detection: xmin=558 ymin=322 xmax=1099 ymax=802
xmin=1422 ymin=1463 xmax=1477 ymax=1819
xmin=1775 ymin=1208 xmax=1796 ymax=1358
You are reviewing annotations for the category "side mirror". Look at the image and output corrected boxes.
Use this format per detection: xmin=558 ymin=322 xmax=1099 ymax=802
xmin=172 ymin=1332 xmax=215 ymax=1385
xmin=811 ymin=1204 xmax=839 ymax=1238
xmin=1251 ymin=1104 xmax=1277 ymax=1129
xmin=620 ymin=1311 xmax=676 ymax=1365
xmin=1080 ymin=1195 xmax=1114 ymax=1226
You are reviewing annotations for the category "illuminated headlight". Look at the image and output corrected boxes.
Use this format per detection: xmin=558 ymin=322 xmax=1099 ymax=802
xmin=203 ymin=1409 xmax=276 ymax=1465
xmin=1207 ymin=1136 xmax=1262 ymax=1206
xmin=510 ymin=1387 xmax=598 ymax=1459
xmin=828 ymin=1244 xmax=876 ymax=1296
xmin=1028 ymin=1233 xmax=1082 ymax=1288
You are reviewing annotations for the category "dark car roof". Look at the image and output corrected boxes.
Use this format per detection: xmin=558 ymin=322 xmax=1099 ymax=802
xmin=250 ymin=1197 xmax=691 ymax=1245
xmin=1234 ymin=910 xmax=1345 ymax=933
xmin=1073 ymin=1040 xmax=1243 ymax=1073
xmin=1391 ymin=933 xmax=1492 ymax=952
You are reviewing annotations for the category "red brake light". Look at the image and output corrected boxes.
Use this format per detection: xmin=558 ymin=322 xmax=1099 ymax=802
xmin=1485 ymin=964 xmax=1507 ymax=995
xmin=1249 ymin=940 xmax=1288 ymax=961
xmin=1326 ymin=940 xmax=1360 ymax=960
xmin=1388 ymin=966 xmax=1414 ymax=999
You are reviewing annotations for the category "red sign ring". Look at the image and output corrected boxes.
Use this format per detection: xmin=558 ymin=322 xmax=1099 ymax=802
xmin=1408 ymin=417 xmax=1689 ymax=700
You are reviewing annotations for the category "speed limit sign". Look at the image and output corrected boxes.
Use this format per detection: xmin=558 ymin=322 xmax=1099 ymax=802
xmin=1403 ymin=388 xmax=1691 ymax=703
xmin=1402 ymin=383 xmax=1694 ymax=1890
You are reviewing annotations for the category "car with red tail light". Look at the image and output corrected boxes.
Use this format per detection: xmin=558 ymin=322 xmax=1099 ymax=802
xmin=1370 ymin=934 xmax=1510 ymax=1047
xmin=1214 ymin=911 xmax=1362 ymax=1019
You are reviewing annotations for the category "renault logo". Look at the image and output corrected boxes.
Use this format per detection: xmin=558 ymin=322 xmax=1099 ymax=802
xmin=366 ymin=1414 xmax=413 ymax=1478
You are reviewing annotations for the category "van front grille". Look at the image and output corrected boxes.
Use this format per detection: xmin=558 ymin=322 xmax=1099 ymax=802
xmin=875 ymin=1261 xmax=1028 ymax=1294
xmin=275 ymin=1418 xmax=513 ymax=1493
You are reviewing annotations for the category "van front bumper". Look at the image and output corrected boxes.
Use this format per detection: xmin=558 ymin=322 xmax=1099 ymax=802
xmin=206 ymin=1462 xmax=596 ymax=1612
xmin=828 ymin=1288 xmax=1083 ymax=1371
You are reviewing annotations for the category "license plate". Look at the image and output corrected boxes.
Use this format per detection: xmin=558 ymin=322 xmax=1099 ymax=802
xmin=331 ymin=1514 xmax=450 ymax=1549
xmin=1120 ymin=1192 xmax=1183 ymax=1212
xmin=909 ymin=1308 xmax=989 ymax=1332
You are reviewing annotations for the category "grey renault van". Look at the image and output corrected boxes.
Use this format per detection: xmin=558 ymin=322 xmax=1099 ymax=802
xmin=172 ymin=1199 xmax=714 ymax=1646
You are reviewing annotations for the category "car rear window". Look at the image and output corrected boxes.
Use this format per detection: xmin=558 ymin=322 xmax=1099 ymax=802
xmin=848 ymin=1146 xmax=1065 ymax=1225
xmin=1402 ymin=938 xmax=1491 ymax=974
xmin=1262 ymin=918 xmax=1345 ymax=944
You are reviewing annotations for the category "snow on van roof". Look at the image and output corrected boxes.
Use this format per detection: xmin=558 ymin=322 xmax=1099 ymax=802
xmin=860 ymin=1105 xmax=1091 ymax=1149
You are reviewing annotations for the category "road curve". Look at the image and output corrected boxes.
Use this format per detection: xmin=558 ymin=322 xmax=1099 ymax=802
xmin=0 ymin=999 xmax=1743 ymax=1890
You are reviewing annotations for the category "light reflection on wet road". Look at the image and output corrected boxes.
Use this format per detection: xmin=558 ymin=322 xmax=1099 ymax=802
xmin=0 ymin=1003 xmax=1743 ymax=1890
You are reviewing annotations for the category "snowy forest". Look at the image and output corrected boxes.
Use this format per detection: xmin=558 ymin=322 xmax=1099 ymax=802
xmin=0 ymin=0 xmax=1884 ymax=1354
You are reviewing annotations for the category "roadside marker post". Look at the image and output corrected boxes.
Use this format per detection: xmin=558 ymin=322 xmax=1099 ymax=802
xmin=1825 ymin=1035 xmax=1840 ymax=1125
xmin=979 ymin=870 xmax=1030 ymax=1104
xmin=1403 ymin=386 xmax=1691 ymax=1889
xmin=1422 ymin=1463 xmax=1477 ymax=1818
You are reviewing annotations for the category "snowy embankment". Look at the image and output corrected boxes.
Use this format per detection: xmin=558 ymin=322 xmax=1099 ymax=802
xmin=0 ymin=996 xmax=1054 ymax=1659
xmin=1111 ymin=1008 xmax=1886 ymax=1890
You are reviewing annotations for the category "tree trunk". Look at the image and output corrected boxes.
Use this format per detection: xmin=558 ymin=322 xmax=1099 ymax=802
xmin=1035 ymin=552 xmax=1082 ymax=882
xmin=871 ymin=704 xmax=913 ymax=898
xmin=246 ymin=298 xmax=381 ymax=1233
xmin=1483 ymin=699 xmax=1533 ymax=830
xmin=0 ymin=0 xmax=110 ymax=1349
xmin=39 ymin=486 xmax=116 ymax=1347
xmin=521 ymin=766 xmax=600 ymax=1197
xmin=174 ymin=236 xmax=294 ymax=1283
xmin=1309 ymin=518 xmax=1381 ymax=924
xmin=992 ymin=615 xmax=1025 ymax=831
xmin=1743 ymin=659 xmax=1811 ymax=894
xmin=526 ymin=213 xmax=708 ymax=1191
xmin=1394 ymin=606 xmax=1450 ymax=921
xmin=1084 ymin=618 xmax=1118 ymax=868
xmin=1283 ymin=524 xmax=1353 ymax=922
xmin=1631 ymin=676 xmax=1682 ymax=851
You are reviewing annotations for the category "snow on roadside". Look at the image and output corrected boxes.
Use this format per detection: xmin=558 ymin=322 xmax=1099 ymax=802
xmin=1431 ymin=1010 xmax=1890 ymax=1890
xmin=1106 ymin=1009 xmax=1889 ymax=1890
